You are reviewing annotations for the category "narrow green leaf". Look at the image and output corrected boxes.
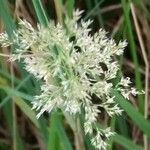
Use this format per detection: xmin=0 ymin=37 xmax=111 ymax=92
xmin=112 ymin=90 xmax=150 ymax=137
xmin=32 ymin=0 xmax=49 ymax=26
xmin=84 ymin=0 xmax=104 ymax=21
xmin=94 ymin=0 xmax=104 ymax=28
xmin=116 ymin=116 xmax=130 ymax=138
xmin=0 ymin=69 xmax=23 ymax=87
xmin=56 ymin=116 xmax=73 ymax=150
xmin=0 ymin=86 xmax=33 ymax=101
xmin=2 ymin=100 xmax=13 ymax=135
xmin=0 ymin=86 xmax=39 ymax=128
xmin=66 ymin=0 xmax=74 ymax=18
xmin=108 ymin=117 xmax=116 ymax=150
xmin=0 ymin=75 xmax=31 ymax=108
xmin=48 ymin=112 xmax=72 ymax=150
xmin=121 ymin=0 xmax=144 ymax=113
xmin=13 ymin=97 xmax=40 ymax=128
xmin=113 ymin=134 xmax=142 ymax=150
xmin=0 ymin=0 xmax=15 ymax=36
xmin=0 ymin=1 xmax=17 ymax=149
xmin=132 ymin=0 xmax=150 ymax=21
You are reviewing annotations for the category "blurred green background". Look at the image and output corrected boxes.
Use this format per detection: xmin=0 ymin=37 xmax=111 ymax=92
xmin=0 ymin=0 xmax=150 ymax=150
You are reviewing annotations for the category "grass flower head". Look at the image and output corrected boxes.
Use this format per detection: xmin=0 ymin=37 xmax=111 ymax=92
xmin=0 ymin=10 xmax=141 ymax=150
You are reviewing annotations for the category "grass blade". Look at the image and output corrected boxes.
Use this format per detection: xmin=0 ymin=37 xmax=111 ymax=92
xmin=66 ymin=0 xmax=74 ymax=18
xmin=32 ymin=0 xmax=49 ymax=26
xmin=13 ymin=97 xmax=40 ymax=128
xmin=113 ymin=134 xmax=142 ymax=150
xmin=48 ymin=112 xmax=72 ymax=150
xmin=0 ymin=0 xmax=15 ymax=36
xmin=56 ymin=117 xmax=73 ymax=150
xmin=0 ymin=75 xmax=31 ymax=108
xmin=112 ymin=89 xmax=150 ymax=137
xmin=121 ymin=0 xmax=144 ymax=113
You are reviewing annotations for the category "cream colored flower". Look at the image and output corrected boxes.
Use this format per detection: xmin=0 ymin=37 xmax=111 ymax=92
xmin=0 ymin=10 xmax=140 ymax=150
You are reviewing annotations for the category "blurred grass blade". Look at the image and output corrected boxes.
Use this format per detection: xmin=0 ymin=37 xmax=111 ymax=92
xmin=0 ymin=1 xmax=18 ymax=149
xmin=0 ymin=0 xmax=15 ymax=36
xmin=54 ymin=0 xmax=63 ymax=23
xmin=112 ymin=90 xmax=150 ymax=137
xmin=116 ymin=116 xmax=130 ymax=138
xmin=113 ymin=134 xmax=142 ymax=150
xmin=0 ymin=86 xmax=33 ymax=101
xmin=56 ymin=116 xmax=73 ymax=150
xmin=0 ymin=86 xmax=39 ymax=128
xmin=48 ymin=112 xmax=72 ymax=150
xmin=108 ymin=117 xmax=116 ymax=150
xmin=0 ymin=75 xmax=31 ymax=108
xmin=84 ymin=0 xmax=104 ymax=21
xmin=66 ymin=0 xmax=74 ymax=18
xmin=13 ymin=97 xmax=40 ymax=128
xmin=48 ymin=112 xmax=59 ymax=150
xmin=32 ymin=0 xmax=49 ymax=26
xmin=132 ymin=0 xmax=150 ymax=21
xmin=121 ymin=0 xmax=144 ymax=113
xmin=94 ymin=0 xmax=104 ymax=28
xmin=0 ymin=69 xmax=23 ymax=86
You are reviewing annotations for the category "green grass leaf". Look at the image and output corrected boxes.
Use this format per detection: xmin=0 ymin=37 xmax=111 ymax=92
xmin=66 ymin=0 xmax=74 ymax=18
xmin=13 ymin=97 xmax=40 ymax=128
xmin=113 ymin=134 xmax=142 ymax=150
xmin=0 ymin=75 xmax=31 ymax=108
xmin=112 ymin=90 xmax=150 ymax=137
xmin=32 ymin=0 xmax=49 ymax=26
xmin=0 ymin=0 xmax=15 ymax=36
xmin=0 ymin=86 xmax=33 ymax=101
xmin=121 ymin=0 xmax=144 ymax=113
xmin=48 ymin=112 xmax=72 ymax=150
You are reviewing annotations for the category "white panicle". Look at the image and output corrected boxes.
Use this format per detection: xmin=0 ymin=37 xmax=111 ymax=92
xmin=0 ymin=9 xmax=140 ymax=150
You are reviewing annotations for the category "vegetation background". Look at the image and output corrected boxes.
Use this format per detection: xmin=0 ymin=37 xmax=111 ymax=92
xmin=0 ymin=0 xmax=150 ymax=150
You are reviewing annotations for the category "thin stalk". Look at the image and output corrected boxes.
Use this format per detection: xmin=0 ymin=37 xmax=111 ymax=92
xmin=130 ymin=3 xmax=149 ymax=150
xmin=94 ymin=0 xmax=104 ymax=28
xmin=10 ymin=51 xmax=16 ymax=150
xmin=121 ymin=0 xmax=144 ymax=113
xmin=74 ymin=117 xmax=85 ymax=150
xmin=54 ymin=0 xmax=63 ymax=24
xmin=84 ymin=0 xmax=104 ymax=21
